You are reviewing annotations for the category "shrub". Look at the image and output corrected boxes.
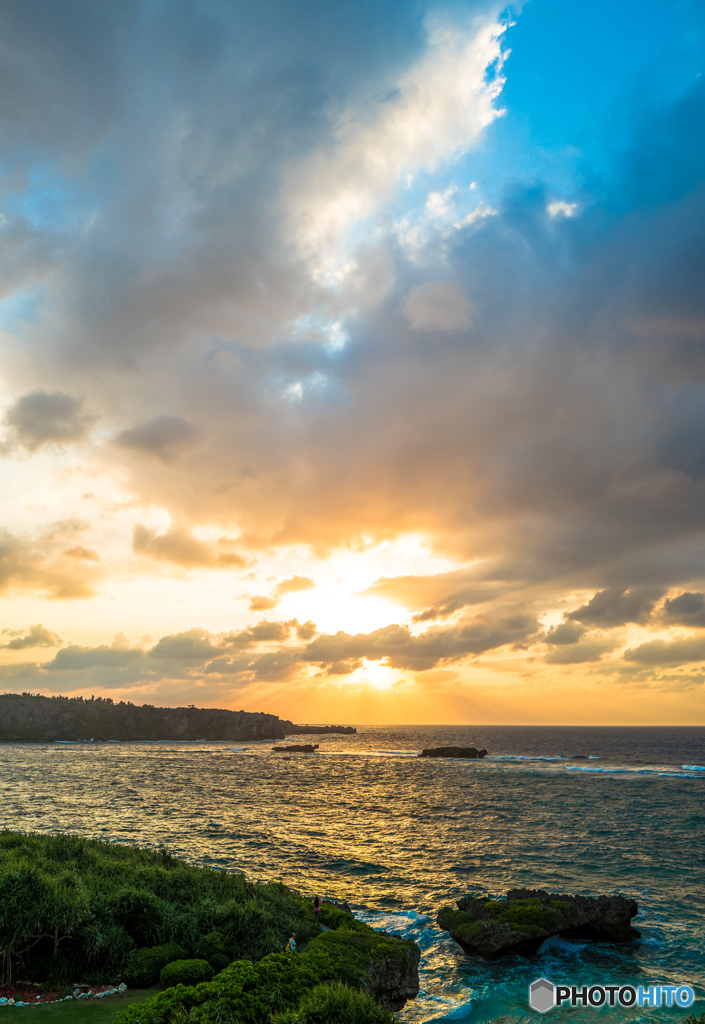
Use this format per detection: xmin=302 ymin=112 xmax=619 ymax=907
xmin=116 ymin=928 xmax=418 ymax=1024
xmin=0 ymin=832 xmax=317 ymax=984
xmin=161 ymin=959 xmax=215 ymax=988
xmin=318 ymin=905 xmax=367 ymax=934
xmin=274 ymin=982 xmax=396 ymax=1024
xmin=209 ymin=954 xmax=230 ymax=973
xmin=123 ymin=942 xmax=186 ymax=987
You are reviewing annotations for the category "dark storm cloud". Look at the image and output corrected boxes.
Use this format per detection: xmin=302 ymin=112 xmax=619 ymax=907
xmin=567 ymin=588 xmax=664 ymax=628
xmin=543 ymin=621 xmax=585 ymax=645
xmin=114 ymin=416 xmax=201 ymax=462
xmin=1 ymin=391 xmax=96 ymax=452
xmin=544 ymin=639 xmax=618 ymax=665
xmin=661 ymin=592 xmax=705 ymax=627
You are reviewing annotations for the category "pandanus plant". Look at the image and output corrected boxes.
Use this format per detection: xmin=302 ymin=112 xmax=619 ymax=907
xmin=0 ymin=864 xmax=90 ymax=985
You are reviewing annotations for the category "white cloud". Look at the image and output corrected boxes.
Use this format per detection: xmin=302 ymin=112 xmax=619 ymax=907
xmin=547 ymin=200 xmax=578 ymax=218
xmin=289 ymin=14 xmax=508 ymax=262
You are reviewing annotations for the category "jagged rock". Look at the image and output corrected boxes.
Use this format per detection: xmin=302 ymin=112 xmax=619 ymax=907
xmin=367 ymin=935 xmax=420 ymax=1011
xmin=419 ymin=747 xmax=488 ymax=759
xmin=271 ymin=744 xmax=319 ymax=753
xmin=437 ymin=889 xmax=640 ymax=959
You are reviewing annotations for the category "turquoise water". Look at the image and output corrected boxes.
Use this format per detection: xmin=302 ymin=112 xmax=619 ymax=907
xmin=0 ymin=725 xmax=703 ymax=1023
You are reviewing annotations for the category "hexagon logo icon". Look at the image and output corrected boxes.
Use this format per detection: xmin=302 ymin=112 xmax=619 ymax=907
xmin=530 ymin=978 xmax=555 ymax=1013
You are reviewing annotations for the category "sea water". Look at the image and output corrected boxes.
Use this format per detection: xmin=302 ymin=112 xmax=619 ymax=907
xmin=0 ymin=725 xmax=703 ymax=1024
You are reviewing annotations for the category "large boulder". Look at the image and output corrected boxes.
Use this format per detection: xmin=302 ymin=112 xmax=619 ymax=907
xmin=367 ymin=934 xmax=421 ymax=1011
xmin=437 ymin=889 xmax=639 ymax=958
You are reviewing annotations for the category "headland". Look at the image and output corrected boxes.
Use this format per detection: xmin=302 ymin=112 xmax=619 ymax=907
xmin=0 ymin=693 xmax=355 ymax=743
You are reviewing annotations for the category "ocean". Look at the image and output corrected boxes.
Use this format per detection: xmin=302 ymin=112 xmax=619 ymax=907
xmin=1 ymin=725 xmax=703 ymax=1023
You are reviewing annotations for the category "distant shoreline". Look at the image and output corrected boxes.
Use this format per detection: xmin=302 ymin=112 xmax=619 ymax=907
xmin=0 ymin=693 xmax=355 ymax=743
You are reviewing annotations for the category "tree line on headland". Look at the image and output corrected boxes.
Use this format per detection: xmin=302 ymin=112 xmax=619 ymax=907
xmin=0 ymin=694 xmax=355 ymax=743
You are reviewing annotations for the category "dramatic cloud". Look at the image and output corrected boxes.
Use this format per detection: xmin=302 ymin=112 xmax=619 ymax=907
xmin=362 ymin=569 xmax=505 ymax=621
xmin=114 ymin=417 xmax=201 ymax=462
xmin=0 ymin=0 xmax=704 ymax=721
xmin=543 ymin=621 xmax=585 ymax=646
xmin=567 ymin=589 xmax=664 ymax=628
xmin=0 ymin=527 xmax=99 ymax=599
xmin=1 ymin=391 xmax=95 ymax=453
xmin=249 ymin=576 xmax=315 ymax=612
xmin=624 ymin=636 xmax=705 ymax=666
xmin=302 ymin=610 xmax=540 ymax=674
xmin=133 ymin=525 xmax=247 ymax=569
xmin=544 ymin=639 xmax=618 ymax=665
xmin=661 ymin=592 xmax=705 ymax=627
xmin=1 ymin=624 xmax=62 ymax=650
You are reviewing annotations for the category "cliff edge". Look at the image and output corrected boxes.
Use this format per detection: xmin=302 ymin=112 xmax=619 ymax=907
xmin=0 ymin=693 xmax=293 ymax=742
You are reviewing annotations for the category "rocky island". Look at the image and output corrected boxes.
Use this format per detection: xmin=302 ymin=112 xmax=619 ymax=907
xmin=438 ymin=888 xmax=640 ymax=958
xmin=272 ymin=743 xmax=319 ymax=752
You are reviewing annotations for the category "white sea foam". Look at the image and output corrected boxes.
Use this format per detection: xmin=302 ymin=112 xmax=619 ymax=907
xmin=488 ymin=754 xmax=568 ymax=762
xmin=682 ymin=764 xmax=705 ymax=771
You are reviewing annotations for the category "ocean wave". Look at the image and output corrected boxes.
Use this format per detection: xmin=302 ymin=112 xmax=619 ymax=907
xmin=682 ymin=764 xmax=705 ymax=771
xmin=376 ymin=750 xmax=420 ymax=756
xmin=488 ymin=755 xmax=568 ymax=762
xmin=419 ymin=993 xmax=475 ymax=1023
xmin=659 ymin=772 xmax=696 ymax=778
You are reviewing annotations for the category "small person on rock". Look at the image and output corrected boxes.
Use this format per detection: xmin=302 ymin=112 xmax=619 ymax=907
xmin=285 ymin=932 xmax=297 ymax=952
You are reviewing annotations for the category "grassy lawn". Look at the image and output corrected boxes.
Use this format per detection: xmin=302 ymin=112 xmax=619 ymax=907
xmin=7 ymin=991 xmax=159 ymax=1024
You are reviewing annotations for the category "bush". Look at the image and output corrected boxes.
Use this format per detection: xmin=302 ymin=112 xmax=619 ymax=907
xmin=161 ymin=959 xmax=215 ymax=988
xmin=0 ymin=832 xmax=318 ymax=984
xmin=274 ymin=982 xmax=397 ymax=1024
xmin=209 ymin=954 xmax=230 ymax=973
xmin=116 ymin=928 xmax=418 ymax=1024
xmin=123 ymin=942 xmax=186 ymax=988
xmin=318 ymin=905 xmax=367 ymax=934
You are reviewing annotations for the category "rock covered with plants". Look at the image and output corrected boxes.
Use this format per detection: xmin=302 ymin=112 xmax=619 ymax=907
xmin=437 ymin=888 xmax=640 ymax=958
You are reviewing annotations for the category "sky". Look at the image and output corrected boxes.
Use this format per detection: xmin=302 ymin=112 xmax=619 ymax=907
xmin=1 ymin=0 xmax=704 ymax=725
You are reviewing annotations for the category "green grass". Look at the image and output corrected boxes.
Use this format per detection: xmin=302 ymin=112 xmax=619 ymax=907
xmin=11 ymin=990 xmax=157 ymax=1024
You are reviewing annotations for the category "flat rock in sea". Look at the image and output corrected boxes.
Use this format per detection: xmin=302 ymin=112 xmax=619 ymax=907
xmin=272 ymin=744 xmax=319 ymax=753
xmin=437 ymin=889 xmax=640 ymax=959
xmin=419 ymin=747 xmax=488 ymax=758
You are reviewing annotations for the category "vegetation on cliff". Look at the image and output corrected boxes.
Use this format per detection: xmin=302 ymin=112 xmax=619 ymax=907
xmin=0 ymin=694 xmax=291 ymax=742
xmin=0 ymin=833 xmax=418 ymax=1022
